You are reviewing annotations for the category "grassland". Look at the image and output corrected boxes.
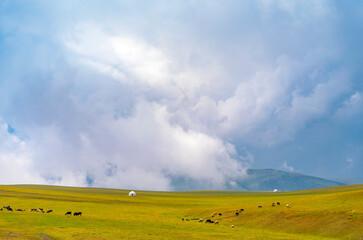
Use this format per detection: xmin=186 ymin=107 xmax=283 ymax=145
xmin=0 ymin=184 xmax=362 ymax=239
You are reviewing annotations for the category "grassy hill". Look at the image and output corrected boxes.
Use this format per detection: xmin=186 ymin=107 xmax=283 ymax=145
xmin=0 ymin=184 xmax=362 ymax=239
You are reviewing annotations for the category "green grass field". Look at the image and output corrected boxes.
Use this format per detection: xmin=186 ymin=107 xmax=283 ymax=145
xmin=0 ymin=184 xmax=362 ymax=239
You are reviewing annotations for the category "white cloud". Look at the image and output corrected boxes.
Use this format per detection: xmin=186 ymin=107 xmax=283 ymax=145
xmin=282 ymin=161 xmax=294 ymax=172
xmin=0 ymin=119 xmax=45 ymax=184
xmin=19 ymin=101 xmax=245 ymax=190
xmin=335 ymin=91 xmax=363 ymax=119
xmin=346 ymin=158 xmax=354 ymax=169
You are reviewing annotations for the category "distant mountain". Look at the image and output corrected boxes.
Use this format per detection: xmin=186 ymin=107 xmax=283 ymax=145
xmin=234 ymin=169 xmax=345 ymax=191
xmin=171 ymin=169 xmax=346 ymax=191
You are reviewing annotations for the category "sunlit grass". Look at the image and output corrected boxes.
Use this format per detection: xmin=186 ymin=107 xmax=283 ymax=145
xmin=0 ymin=184 xmax=362 ymax=239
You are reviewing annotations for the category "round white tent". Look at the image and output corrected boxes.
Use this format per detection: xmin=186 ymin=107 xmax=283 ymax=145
xmin=273 ymin=189 xmax=279 ymax=193
xmin=128 ymin=191 xmax=136 ymax=196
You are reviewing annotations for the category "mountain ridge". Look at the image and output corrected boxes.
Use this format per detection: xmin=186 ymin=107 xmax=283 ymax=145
xmin=171 ymin=168 xmax=346 ymax=191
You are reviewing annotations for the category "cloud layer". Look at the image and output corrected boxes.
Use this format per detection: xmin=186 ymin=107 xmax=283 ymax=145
xmin=0 ymin=0 xmax=362 ymax=189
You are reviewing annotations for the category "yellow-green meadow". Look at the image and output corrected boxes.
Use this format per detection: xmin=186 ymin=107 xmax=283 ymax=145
xmin=0 ymin=184 xmax=362 ymax=239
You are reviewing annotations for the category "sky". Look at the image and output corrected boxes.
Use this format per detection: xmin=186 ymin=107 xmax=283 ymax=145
xmin=0 ymin=0 xmax=362 ymax=190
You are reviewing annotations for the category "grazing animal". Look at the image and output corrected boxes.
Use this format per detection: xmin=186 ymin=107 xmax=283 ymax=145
xmin=286 ymin=204 xmax=291 ymax=208
xmin=214 ymin=220 xmax=219 ymax=224
xmin=182 ymin=218 xmax=184 ymax=221
xmin=218 ymin=213 xmax=222 ymax=216
xmin=39 ymin=208 xmax=43 ymax=211
xmin=198 ymin=218 xmax=203 ymax=222
xmin=258 ymin=205 xmax=262 ymax=208
xmin=186 ymin=219 xmax=190 ymax=221
xmin=205 ymin=219 xmax=214 ymax=223
xmin=240 ymin=209 xmax=244 ymax=212
xmin=30 ymin=208 xmax=37 ymax=212
xmin=15 ymin=209 xmax=24 ymax=212
xmin=235 ymin=212 xmax=239 ymax=216
xmin=4 ymin=206 xmax=12 ymax=211
xmin=74 ymin=212 xmax=82 ymax=216
xmin=231 ymin=225 xmax=234 ymax=228
xmin=272 ymin=203 xmax=275 ymax=207
xmin=277 ymin=202 xmax=280 ymax=205
xmin=46 ymin=210 xmax=53 ymax=213
xmin=65 ymin=211 xmax=72 ymax=215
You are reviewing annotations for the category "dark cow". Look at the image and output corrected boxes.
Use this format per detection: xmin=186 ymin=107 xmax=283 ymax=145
xmin=30 ymin=208 xmax=37 ymax=212
xmin=74 ymin=212 xmax=82 ymax=216
xmin=73 ymin=212 xmax=82 ymax=216
xmin=182 ymin=218 xmax=184 ymax=221
xmin=240 ymin=209 xmax=244 ymax=212
xmin=205 ymin=219 xmax=214 ymax=223
xmin=272 ymin=203 xmax=275 ymax=207
xmin=46 ymin=210 xmax=53 ymax=213
xmin=16 ymin=209 xmax=24 ymax=212
xmin=218 ymin=213 xmax=222 ymax=216
xmin=39 ymin=208 xmax=43 ymax=211
xmin=235 ymin=212 xmax=239 ymax=216
xmin=65 ymin=211 xmax=72 ymax=215
xmin=258 ymin=205 xmax=262 ymax=208
xmin=277 ymin=202 xmax=280 ymax=205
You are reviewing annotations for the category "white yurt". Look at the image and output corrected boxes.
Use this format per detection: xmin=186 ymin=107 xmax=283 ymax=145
xmin=273 ymin=189 xmax=279 ymax=193
xmin=128 ymin=191 xmax=136 ymax=196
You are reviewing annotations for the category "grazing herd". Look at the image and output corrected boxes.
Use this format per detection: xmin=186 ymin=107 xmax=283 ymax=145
xmin=1 ymin=205 xmax=82 ymax=216
xmin=65 ymin=211 xmax=82 ymax=216
xmin=182 ymin=201 xmax=292 ymax=229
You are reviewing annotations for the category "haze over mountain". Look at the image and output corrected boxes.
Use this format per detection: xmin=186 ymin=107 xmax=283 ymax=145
xmin=330 ymin=178 xmax=363 ymax=185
